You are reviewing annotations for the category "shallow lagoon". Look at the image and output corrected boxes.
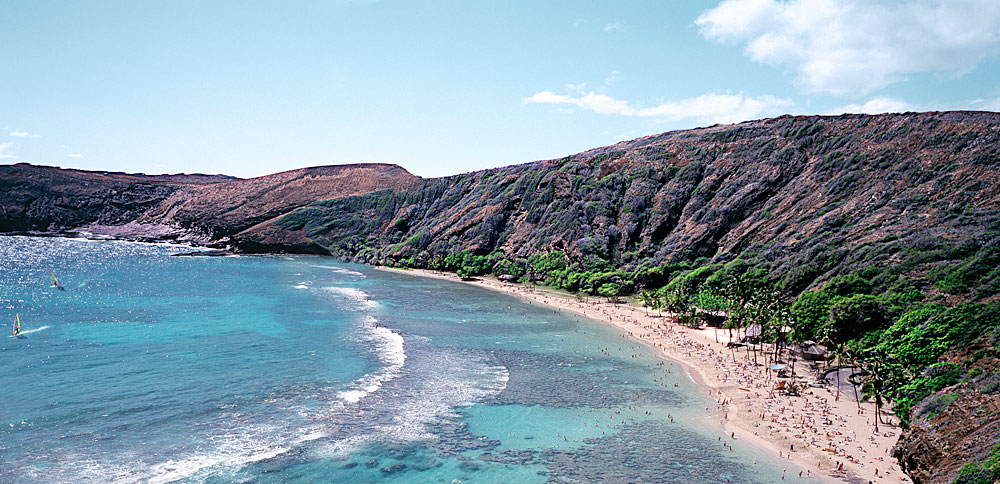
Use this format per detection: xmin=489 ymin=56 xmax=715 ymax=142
xmin=1 ymin=236 xmax=792 ymax=483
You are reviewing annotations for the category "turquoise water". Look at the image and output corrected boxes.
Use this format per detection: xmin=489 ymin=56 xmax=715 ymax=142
xmin=0 ymin=236 xmax=794 ymax=483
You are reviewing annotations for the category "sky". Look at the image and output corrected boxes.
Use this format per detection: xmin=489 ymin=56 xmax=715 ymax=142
xmin=2 ymin=0 xmax=1000 ymax=179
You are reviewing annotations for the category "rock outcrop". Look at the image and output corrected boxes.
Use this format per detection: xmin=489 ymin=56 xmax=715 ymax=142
xmin=281 ymin=112 xmax=1000 ymax=295
xmin=893 ymin=334 xmax=1000 ymax=484
xmin=0 ymin=162 xmax=421 ymax=249
xmin=3 ymin=112 xmax=1000 ymax=483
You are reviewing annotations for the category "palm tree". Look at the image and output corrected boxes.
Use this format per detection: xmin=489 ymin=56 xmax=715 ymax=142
xmin=722 ymin=290 xmax=749 ymax=363
xmin=665 ymin=285 xmax=688 ymax=315
xmin=859 ymin=350 xmax=905 ymax=433
xmin=821 ymin=333 xmax=843 ymax=402
xmin=859 ymin=358 xmax=886 ymax=432
xmin=745 ymin=297 xmax=762 ymax=366
xmin=768 ymin=298 xmax=794 ymax=370
xmin=652 ymin=291 xmax=665 ymax=317
xmin=841 ymin=345 xmax=863 ymax=411
xmin=638 ymin=289 xmax=655 ymax=316
xmin=747 ymin=289 xmax=782 ymax=367
xmin=720 ymin=271 xmax=758 ymax=361
xmin=694 ymin=288 xmax=724 ymax=343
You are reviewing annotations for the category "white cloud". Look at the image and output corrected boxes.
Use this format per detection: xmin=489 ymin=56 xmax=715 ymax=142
xmin=604 ymin=21 xmax=624 ymax=33
xmin=638 ymin=93 xmax=794 ymax=123
xmin=524 ymin=89 xmax=794 ymax=124
xmin=954 ymin=97 xmax=1000 ymax=111
xmin=9 ymin=131 xmax=40 ymax=138
xmin=697 ymin=0 xmax=1000 ymax=95
xmin=830 ymin=95 xmax=1000 ymax=114
xmin=0 ymin=142 xmax=15 ymax=159
xmin=832 ymin=97 xmax=917 ymax=114
xmin=66 ymin=153 xmax=83 ymax=158
xmin=604 ymin=71 xmax=622 ymax=86
xmin=524 ymin=91 xmax=635 ymax=115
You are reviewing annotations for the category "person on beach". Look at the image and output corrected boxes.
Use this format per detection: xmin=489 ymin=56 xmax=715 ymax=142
xmin=451 ymin=273 xmax=903 ymax=483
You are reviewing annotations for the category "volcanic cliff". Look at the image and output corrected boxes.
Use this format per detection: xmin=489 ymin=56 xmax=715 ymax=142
xmin=2 ymin=111 xmax=1000 ymax=483
xmin=0 ymin=162 xmax=420 ymax=251
xmin=274 ymin=112 xmax=1000 ymax=299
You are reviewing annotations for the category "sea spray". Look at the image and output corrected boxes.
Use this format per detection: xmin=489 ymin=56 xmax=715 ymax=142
xmin=338 ymin=316 xmax=407 ymax=404
xmin=0 ymin=235 xmax=796 ymax=484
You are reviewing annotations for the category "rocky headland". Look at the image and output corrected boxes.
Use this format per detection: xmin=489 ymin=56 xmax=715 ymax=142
xmin=3 ymin=111 xmax=999 ymax=483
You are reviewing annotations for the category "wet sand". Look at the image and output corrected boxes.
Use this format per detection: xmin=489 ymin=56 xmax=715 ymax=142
xmin=380 ymin=267 xmax=912 ymax=484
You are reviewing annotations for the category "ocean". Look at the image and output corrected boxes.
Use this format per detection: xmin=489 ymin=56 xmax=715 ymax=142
xmin=0 ymin=235 xmax=793 ymax=483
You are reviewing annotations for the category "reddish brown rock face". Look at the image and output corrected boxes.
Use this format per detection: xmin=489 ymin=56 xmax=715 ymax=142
xmin=892 ymin=339 xmax=1000 ymax=484
xmin=0 ymin=162 xmax=420 ymax=250
xmin=276 ymin=112 xmax=1000 ymax=294
xmin=2 ymin=111 xmax=1000 ymax=483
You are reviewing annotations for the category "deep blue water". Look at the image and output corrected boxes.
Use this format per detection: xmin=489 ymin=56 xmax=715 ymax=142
xmin=0 ymin=236 xmax=792 ymax=483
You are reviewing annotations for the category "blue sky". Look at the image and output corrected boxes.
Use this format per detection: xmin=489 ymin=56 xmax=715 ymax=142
xmin=2 ymin=0 xmax=999 ymax=178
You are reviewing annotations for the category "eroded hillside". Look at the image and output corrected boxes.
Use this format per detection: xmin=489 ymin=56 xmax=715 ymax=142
xmin=264 ymin=111 xmax=1000 ymax=484
xmin=275 ymin=112 xmax=1000 ymax=299
xmin=0 ymin=163 xmax=420 ymax=248
xmin=4 ymin=112 xmax=1000 ymax=483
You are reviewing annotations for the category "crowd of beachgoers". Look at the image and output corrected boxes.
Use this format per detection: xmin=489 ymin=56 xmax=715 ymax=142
xmin=385 ymin=268 xmax=913 ymax=484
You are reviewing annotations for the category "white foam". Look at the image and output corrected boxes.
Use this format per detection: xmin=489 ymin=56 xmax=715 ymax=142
xmin=326 ymin=287 xmax=367 ymax=299
xmin=145 ymin=454 xmax=228 ymax=484
xmin=310 ymin=265 xmax=365 ymax=277
xmin=314 ymin=434 xmax=370 ymax=459
xmin=293 ymin=285 xmax=309 ymax=290
xmin=333 ymin=268 xmax=365 ymax=277
xmin=317 ymin=348 xmax=510 ymax=457
xmin=174 ymin=425 xmax=330 ymax=482
xmin=141 ymin=426 xmax=299 ymax=484
xmin=377 ymin=355 xmax=508 ymax=442
xmin=321 ymin=287 xmax=378 ymax=310
xmin=338 ymin=317 xmax=406 ymax=404
xmin=28 ymin=406 xmax=338 ymax=484
xmin=14 ymin=325 xmax=49 ymax=336
xmin=295 ymin=429 xmax=329 ymax=445
xmin=66 ymin=419 xmax=330 ymax=484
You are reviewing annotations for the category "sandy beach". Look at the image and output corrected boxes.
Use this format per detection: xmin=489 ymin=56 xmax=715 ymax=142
xmin=380 ymin=267 xmax=912 ymax=484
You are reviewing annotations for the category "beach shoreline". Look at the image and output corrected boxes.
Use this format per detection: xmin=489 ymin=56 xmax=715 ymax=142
xmin=378 ymin=267 xmax=912 ymax=484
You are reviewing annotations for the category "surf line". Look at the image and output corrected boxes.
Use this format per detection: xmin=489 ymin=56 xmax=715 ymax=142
xmin=339 ymin=316 xmax=407 ymax=404
xmin=11 ymin=314 xmax=47 ymax=338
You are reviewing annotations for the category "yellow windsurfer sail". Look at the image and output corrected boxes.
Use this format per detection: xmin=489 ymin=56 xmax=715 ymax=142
xmin=46 ymin=269 xmax=65 ymax=291
xmin=13 ymin=314 xmax=20 ymax=337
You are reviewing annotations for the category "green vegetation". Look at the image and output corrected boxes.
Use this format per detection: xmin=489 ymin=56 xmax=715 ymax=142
xmin=954 ymin=440 xmax=1000 ymax=484
xmin=271 ymin=113 xmax=1000 ymax=442
xmin=330 ymin=236 xmax=1000 ymax=430
xmin=10 ymin=113 xmax=1000 ymax=480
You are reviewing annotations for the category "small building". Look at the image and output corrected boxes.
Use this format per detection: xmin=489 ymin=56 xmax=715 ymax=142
xmin=700 ymin=311 xmax=726 ymax=328
xmin=793 ymin=342 xmax=828 ymax=361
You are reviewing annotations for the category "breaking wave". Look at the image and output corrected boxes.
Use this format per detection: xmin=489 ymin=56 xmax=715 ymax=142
xmin=338 ymin=316 xmax=407 ymax=404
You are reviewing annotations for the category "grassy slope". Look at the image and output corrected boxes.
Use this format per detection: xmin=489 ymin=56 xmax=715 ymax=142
xmin=275 ymin=111 xmax=1000 ymax=484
